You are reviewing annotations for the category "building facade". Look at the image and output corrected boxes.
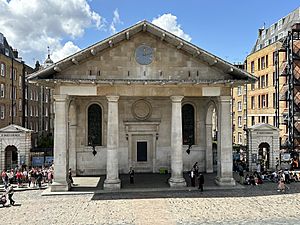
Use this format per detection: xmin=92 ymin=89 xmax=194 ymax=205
xmin=29 ymin=21 xmax=255 ymax=191
xmin=0 ymin=32 xmax=53 ymax=170
xmin=232 ymin=7 xmax=300 ymax=169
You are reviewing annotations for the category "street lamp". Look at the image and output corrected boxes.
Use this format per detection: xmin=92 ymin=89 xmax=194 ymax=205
xmin=88 ymin=135 xmax=97 ymax=156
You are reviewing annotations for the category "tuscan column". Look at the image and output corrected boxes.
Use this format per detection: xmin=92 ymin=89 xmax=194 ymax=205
xmin=51 ymin=94 xmax=70 ymax=192
xmin=68 ymin=101 xmax=77 ymax=176
xmin=104 ymin=95 xmax=121 ymax=190
xmin=215 ymin=96 xmax=235 ymax=186
xmin=205 ymin=123 xmax=213 ymax=173
xmin=169 ymin=96 xmax=186 ymax=187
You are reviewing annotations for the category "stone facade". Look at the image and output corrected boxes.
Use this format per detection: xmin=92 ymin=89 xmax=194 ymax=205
xmin=28 ymin=21 xmax=256 ymax=191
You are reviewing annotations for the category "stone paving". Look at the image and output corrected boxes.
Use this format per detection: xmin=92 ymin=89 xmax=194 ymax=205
xmin=1 ymin=175 xmax=300 ymax=225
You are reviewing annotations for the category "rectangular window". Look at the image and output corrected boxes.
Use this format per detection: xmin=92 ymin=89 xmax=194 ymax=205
xmin=273 ymin=52 xmax=276 ymax=66
xmin=237 ymin=86 xmax=242 ymax=96
xmin=261 ymin=75 xmax=265 ymax=88
xmin=252 ymin=116 xmax=255 ymax=126
xmin=0 ymin=105 xmax=4 ymax=119
xmin=238 ymin=116 xmax=242 ymax=127
xmin=273 ymin=116 xmax=276 ymax=126
xmin=238 ymin=101 xmax=242 ymax=111
xmin=266 ymin=55 xmax=268 ymax=68
xmin=251 ymin=96 xmax=255 ymax=109
xmin=238 ymin=132 xmax=242 ymax=144
xmin=258 ymin=116 xmax=261 ymax=123
xmin=251 ymin=61 xmax=254 ymax=73
xmin=257 ymin=77 xmax=260 ymax=89
xmin=266 ymin=116 xmax=269 ymax=124
xmin=262 ymin=95 xmax=266 ymax=108
xmin=278 ymin=19 xmax=283 ymax=30
xmin=262 ymin=30 xmax=266 ymax=39
xmin=0 ymin=83 xmax=4 ymax=98
xmin=5 ymin=48 xmax=9 ymax=56
xmin=261 ymin=56 xmax=265 ymax=69
xmin=273 ymin=72 xmax=276 ymax=86
xmin=258 ymin=95 xmax=261 ymax=108
xmin=270 ymin=24 xmax=275 ymax=35
xmin=258 ymin=58 xmax=261 ymax=71
xmin=137 ymin=141 xmax=147 ymax=161
xmin=264 ymin=40 xmax=269 ymax=47
xmin=273 ymin=93 xmax=276 ymax=108
xmin=266 ymin=74 xmax=268 ymax=87
xmin=0 ymin=63 xmax=5 ymax=77
xmin=266 ymin=94 xmax=269 ymax=107
xmin=262 ymin=116 xmax=266 ymax=123
xmin=243 ymin=109 xmax=247 ymax=120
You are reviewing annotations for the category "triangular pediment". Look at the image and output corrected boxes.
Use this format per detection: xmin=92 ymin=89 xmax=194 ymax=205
xmin=248 ymin=123 xmax=280 ymax=131
xmin=0 ymin=124 xmax=33 ymax=133
xmin=28 ymin=21 xmax=256 ymax=86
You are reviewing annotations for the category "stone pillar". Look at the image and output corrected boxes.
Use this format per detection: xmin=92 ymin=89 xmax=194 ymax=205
xmin=205 ymin=123 xmax=213 ymax=173
xmin=104 ymin=95 xmax=121 ymax=190
xmin=169 ymin=96 xmax=186 ymax=187
xmin=215 ymin=96 xmax=235 ymax=186
xmin=68 ymin=101 xmax=77 ymax=176
xmin=51 ymin=94 xmax=70 ymax=192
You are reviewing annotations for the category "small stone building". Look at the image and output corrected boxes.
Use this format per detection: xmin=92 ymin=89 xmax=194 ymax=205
xmin=28 ymin=21 xmax=256 ymax=191
xmin=247 ymin=123 xmax=280 ymax=171
xmin=0 ymin=124 xmax=32 ymax=170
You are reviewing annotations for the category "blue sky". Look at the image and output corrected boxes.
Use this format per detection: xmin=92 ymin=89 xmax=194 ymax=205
xmin=1 ymin=0 xmax=300 ymax=66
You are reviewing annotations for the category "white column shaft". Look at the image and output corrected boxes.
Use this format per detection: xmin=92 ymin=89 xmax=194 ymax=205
xmin=169 ymin=96 xmax=186 ymax=187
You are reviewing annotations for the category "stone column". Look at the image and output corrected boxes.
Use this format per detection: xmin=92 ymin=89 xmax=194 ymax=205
xmin=215 ymin=96 xmax=235 ymax=186
xmin=104 ymin=95 xmax=121 ymax=190
xmin=205 ymin=123 xmax=213 ymax=173
xmin=51 ymin=94 xmax=70 ymax=192
xmin=68 ymin=101 xmax=77 ymax=176
xmin=169 ymin=96 xmax=186 ymax=187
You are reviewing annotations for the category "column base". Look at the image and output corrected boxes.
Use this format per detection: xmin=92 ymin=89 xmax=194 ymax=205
xmin=168 ymin=177 xmax=186 ymax=188
xmin=50 ymin=181 xmax=71 ymax=192
xmin=206 ymin=169 xmax=213 ymax=173
xmin=215 ymin=177 xmax=236 ymax=186
xmin=104 ymin=178 xmax=121 ymax=190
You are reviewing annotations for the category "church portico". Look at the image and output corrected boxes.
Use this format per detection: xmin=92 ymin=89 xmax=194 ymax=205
xmin=28 ymin=21 xmax=256 ymax=191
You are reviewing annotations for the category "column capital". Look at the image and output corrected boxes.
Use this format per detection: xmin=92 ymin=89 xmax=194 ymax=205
xmin=106 ymin=95 xmax=119 ymax=102
xmin=170 ymin=96 xmax=184 ymax=102
xmin=53 ymin=94 xmax=69 ymax=102
xmin=218 ymin=96 xmax=231 ymax=103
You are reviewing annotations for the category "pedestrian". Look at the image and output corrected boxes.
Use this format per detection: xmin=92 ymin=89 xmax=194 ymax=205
xmin=36 ymin=170 xmax=43 ymax=189
xmin=129 ymin=167 xmax=134 ymax=184
xmin=190 ymin=168 xmax=195 ymax=187
xmin=198 ymin=173 xmax=204 ymax=192
xmin=193 ymin=162 xmax=199 ymax=177
xmin=68 ymin=168 xmax=74 ymax=186
xmin=277 ymin=178 xmax=286 ymax=192
xmin=5 ymin=183 xmax=15 ymax=206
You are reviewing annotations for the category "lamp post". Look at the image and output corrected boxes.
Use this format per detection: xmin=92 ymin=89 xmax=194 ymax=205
xmin=88 ymin=135 xmax=97 ymax=156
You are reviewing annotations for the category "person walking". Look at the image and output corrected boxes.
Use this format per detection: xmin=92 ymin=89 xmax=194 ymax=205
xmin=198 ymin=173 xmax=204 ymax=192
xmin=5 ymin=183 xmax=15 ymax=206
xmin=129 ymin=167 xmax=134 ymax=184
xmin=68 ymin=168 xmax=74 ymax=186
xmin=190 ymin=168 xmax=196 ymax=187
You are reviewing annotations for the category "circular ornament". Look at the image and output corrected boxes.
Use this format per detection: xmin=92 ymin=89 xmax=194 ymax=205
xmin=135 ymin=44 xmax=154 ymax=65
xmin=132 ymin=99 xmax=152 ymax=120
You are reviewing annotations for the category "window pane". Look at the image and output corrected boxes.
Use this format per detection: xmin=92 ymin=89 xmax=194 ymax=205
xmin=182 ymin=104 xmax=195 ymax=145
xmin=88 ymin=104 xmax=102 ymax=145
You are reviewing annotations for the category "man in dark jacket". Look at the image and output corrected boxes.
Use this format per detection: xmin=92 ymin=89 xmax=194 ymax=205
xmin=198 ymin=173 xmax=204 ymax=192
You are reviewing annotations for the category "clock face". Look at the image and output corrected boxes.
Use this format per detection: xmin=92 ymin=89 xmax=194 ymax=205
xmin=135 ymin=45 xmax=154 ymax=65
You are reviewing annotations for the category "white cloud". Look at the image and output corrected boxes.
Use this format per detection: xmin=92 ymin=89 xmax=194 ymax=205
xmin=152 ymin=13 xmax=191 ymax=42
xmin=110 ymin=8 xmax=122 ymax=34
xmin=51 ymin=41 xmax=81 ymax=62
xmin=0 ymin=0 xmax=103 ymax=65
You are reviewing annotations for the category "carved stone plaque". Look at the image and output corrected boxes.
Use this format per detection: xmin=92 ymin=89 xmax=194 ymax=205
xmin=132 ymin=99 xmax=152 ymax=120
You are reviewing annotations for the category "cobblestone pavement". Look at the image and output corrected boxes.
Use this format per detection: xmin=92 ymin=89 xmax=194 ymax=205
xmin=1 ymin=181 xmax=300 ymax=225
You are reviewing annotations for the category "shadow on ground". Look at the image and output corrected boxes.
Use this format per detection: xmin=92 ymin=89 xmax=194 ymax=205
xmin=89 ymin=172 xmax=300 ymax=200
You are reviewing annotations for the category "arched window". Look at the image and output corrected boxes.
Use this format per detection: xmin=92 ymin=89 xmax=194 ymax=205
xmin=182 ymin=104 xmax=195 ymax=145
xmin=88 ymin=104 xmax=102 ymax=146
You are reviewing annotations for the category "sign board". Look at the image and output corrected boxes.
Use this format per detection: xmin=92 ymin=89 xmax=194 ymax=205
xmin=251 ymin=153 xmax=257 ymax=163
xmin=45 ymin=156 xmax=54 ymax=165
xmin=32 ymin=157 xmax=44 ymax=167
xmin=20 ymin=155 xmax=26 ymax=165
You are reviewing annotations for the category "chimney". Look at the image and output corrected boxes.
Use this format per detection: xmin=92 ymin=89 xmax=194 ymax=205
xmin=13 ymin=49 xmax=18 ymax=58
